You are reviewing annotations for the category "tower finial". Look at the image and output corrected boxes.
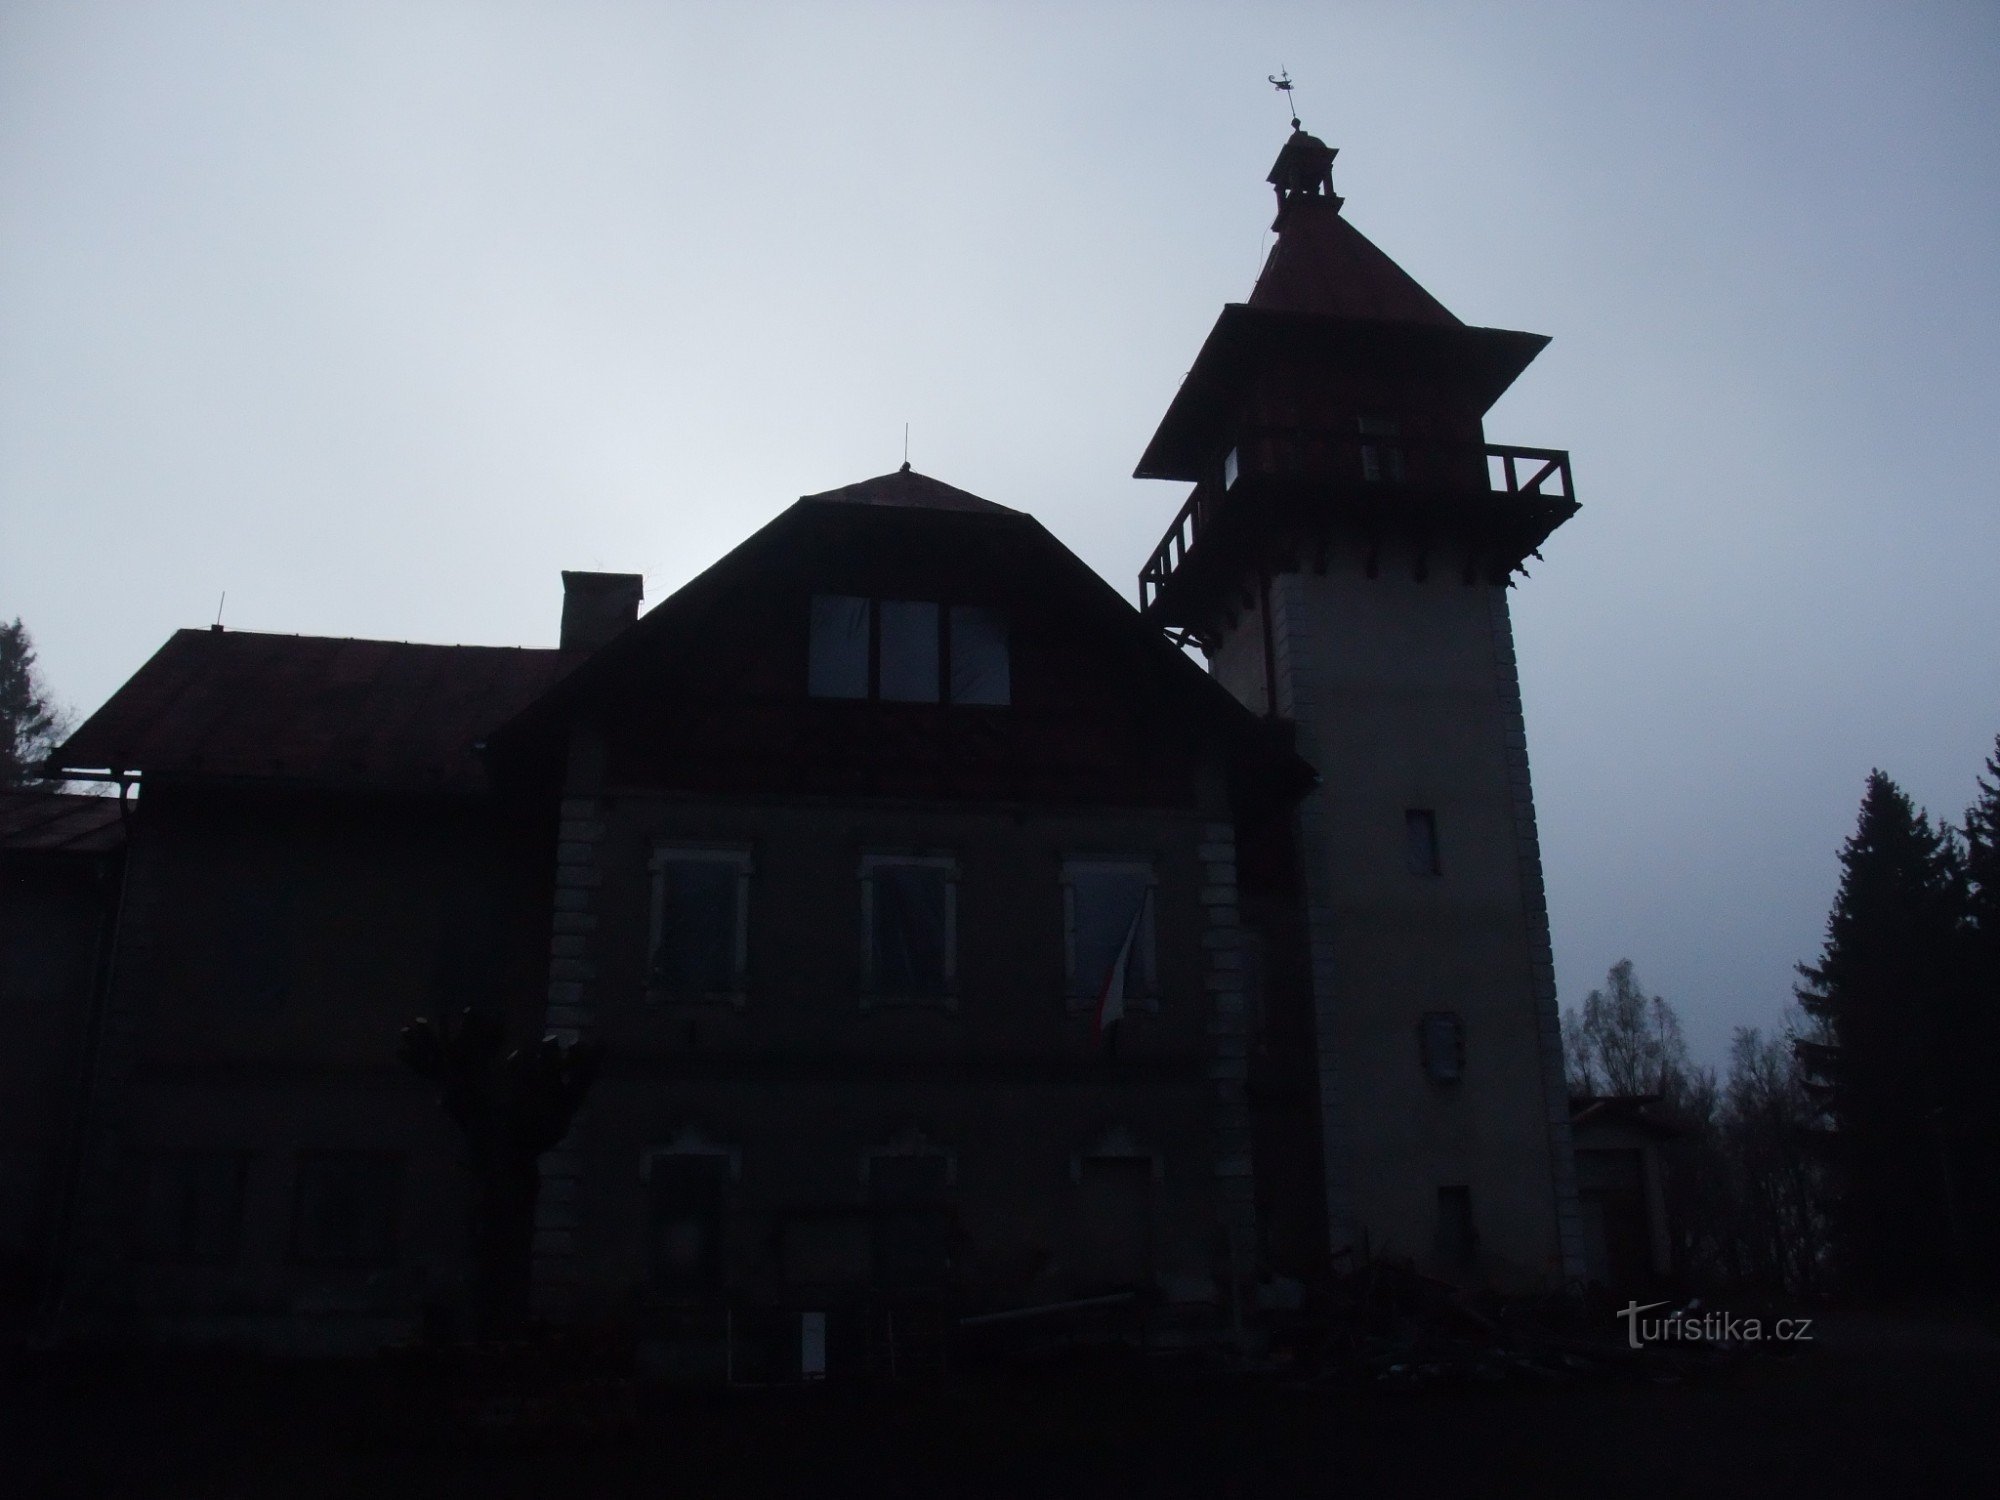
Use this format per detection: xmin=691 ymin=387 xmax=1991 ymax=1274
xmin=1268 ymin=69 xmax=1301 ymax=131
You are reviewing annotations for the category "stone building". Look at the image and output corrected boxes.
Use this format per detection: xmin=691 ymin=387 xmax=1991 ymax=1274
xmin=24 ymin=126 xmax=1586 ymax=1357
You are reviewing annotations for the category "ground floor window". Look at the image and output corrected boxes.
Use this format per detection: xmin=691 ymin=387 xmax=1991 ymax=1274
xmin=141 ymin=1150 xmax=248 ymax=1263
xmin=290 ymin=1151 xmax=402 ymax=1266
xmin=869 ymin=1152 xmax=952 ymax=1290
xmin=1073 ymin=1154 xmax=1155 ymax=1289
xmin=646 ymin=1152 xmax=729 ymax=1296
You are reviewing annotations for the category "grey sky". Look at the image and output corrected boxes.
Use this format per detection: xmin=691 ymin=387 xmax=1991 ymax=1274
xmin=5 ymin=2 xmax=1997 ymax=1069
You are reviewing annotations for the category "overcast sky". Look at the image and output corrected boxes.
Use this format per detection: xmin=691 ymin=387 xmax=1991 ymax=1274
xmin=4 ymin=2 xmax=1996 ymax=1069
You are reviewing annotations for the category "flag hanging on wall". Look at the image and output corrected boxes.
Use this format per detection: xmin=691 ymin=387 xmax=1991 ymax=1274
xmin=1092 ymin=902 xmax=1145 ymax=1050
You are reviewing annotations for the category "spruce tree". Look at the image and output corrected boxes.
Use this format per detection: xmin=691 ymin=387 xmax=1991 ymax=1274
xmin=1956 ymin=736 xmax=2000 ymax=1281
xmin=1796 ymin=771 xmax=1965 ymax=1296
xmin=0 ymin=618 xmax=66 ymax=785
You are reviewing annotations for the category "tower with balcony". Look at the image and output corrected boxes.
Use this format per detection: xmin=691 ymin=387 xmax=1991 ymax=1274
xmin=1137 ymin=127 xmax=1586 ymax=1286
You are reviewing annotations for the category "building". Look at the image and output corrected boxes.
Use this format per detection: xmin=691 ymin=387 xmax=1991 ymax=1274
xmin=0 ymin=790 xmax=125 ymax=1323
xmin=25 ymin=125 xmax=1585 ymax=1357
xmin=1136 ymin=126 xmax=1586 ymax=1286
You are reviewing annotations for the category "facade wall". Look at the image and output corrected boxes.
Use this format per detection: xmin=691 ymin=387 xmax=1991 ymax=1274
xmin=1209 ymin=543 xmax=1580 ymax=1287
xmin=531 ymin=782 xmax=1245 ymax=1329
xmin=0 ymin=853 xmax=117 ymax=1310
xmin=63 ymin=785 xmax=552 ymax=1349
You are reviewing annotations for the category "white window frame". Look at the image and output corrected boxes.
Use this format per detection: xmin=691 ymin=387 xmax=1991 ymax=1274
xmin=1060 ymin=858 xmax=1160 ymax=1014
xmin=858 ymin=1127 xmax=957 ymax=1189
xmin=858 ymin=852 xmax=959 ymax=1009
xmin=647 ymin=843 xmax=754 ymax=1007
xmin=640 ymin=1126 xmax=743 ymax=1184
xmin=1068 ymin=1123 xmax=1165 ymax=1185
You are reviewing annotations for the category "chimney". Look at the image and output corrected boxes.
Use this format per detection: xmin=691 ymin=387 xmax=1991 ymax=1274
xmin=560 ymin=571 xmax=643 ymax=653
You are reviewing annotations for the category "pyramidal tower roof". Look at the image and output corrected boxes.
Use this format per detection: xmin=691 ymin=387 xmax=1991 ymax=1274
xmin=1246 ymin=129 xmax=1461 ymax=326
xmin=1134 ymin=127 xmax=1548 ymax=480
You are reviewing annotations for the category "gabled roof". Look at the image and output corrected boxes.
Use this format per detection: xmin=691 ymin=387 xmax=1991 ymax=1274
xmin=51 ymin=630 xmax=573 ymax=793
xmin=0 ymin=789 xmax=125 ymax=856
xmin=492 ymin=469 xmax=1313 ymax=802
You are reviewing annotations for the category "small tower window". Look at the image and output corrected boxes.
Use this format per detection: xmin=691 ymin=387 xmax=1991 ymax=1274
xmin=1420 ymin=1010 xmax=1465 ymax=1083
xmin=1435 ymin=1185 xmax=1477 ymax=1268
xmin=1359 ymin=416 xmax=1406 ymax=484
xmin=1405 ymin=809 xmax=1441 ymax=875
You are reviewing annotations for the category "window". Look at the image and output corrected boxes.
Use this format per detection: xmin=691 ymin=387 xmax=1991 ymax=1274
xmin=1419 ymin=1010 xmax=1465 ymax=1083
xmin=879 ymin=600 xmax=941 ymax=702
xmin=291 ymin=1151 xmax=401 ymax=1266
xmin=807 ymin=595 xmax=1010 ymax=706
xmin=646 ymin=1152 xmax=729 ymax=1297
xmin=141 ymin=1150 xmax=248 ymax=1263
xmin=860 ymin=855 xmax=956 ymax=1002
xmin=869 ymin=1152 xmax=952 ymax=1289
xmin=1405 ymin=809 xmax=1441 ymax=876
xmin=808 ymin=594 xmax=870 ymax=698
xmin=1062 ymin=861 xmax=1157 ymax=1009
xmin=648 ymin=845 xmax=752 ymax=1003
xmin=949 ymin=606 xmax=1010 ymax=705
xmin=1359 ymin=415 xmax=1406 ymax=484
xmin=1435 ymin=1185 xmax=1477 ymax=1268
xmin=1074 ymin=1155 xmax=1155 ymax=1289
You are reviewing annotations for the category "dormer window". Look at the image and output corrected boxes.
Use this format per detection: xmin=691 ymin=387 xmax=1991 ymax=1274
xmin=808 ymin=595 xmax=1010 ymax=706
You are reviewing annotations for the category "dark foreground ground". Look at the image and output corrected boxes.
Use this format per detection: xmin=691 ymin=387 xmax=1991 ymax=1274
xmin=4 ymin=1311 xmax=1997 ymax=1498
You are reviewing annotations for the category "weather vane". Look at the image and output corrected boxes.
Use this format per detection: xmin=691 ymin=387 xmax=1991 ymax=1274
xmin=1268 ymin=69 xmax=1301 ymax=131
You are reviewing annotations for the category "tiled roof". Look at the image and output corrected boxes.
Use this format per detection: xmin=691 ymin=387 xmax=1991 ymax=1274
xmin=0 ymin=788 xmax=125 ymax=855
xmin=1247 ymin=200 xmax=1462 ymax=327
xmin=51 ymin=630 xmax=573 ymax=792
xmin=799 ymin=467 xmax=1022 ymax=515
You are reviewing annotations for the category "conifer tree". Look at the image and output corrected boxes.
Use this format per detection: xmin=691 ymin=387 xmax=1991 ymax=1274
xmin=0 ymin=619 xmax=66 ymax=786
xmin=1795 ymin=771 xmax=1965 ymax=1296
xmin=1954 ymin=736 xmax=2000 ymax=1279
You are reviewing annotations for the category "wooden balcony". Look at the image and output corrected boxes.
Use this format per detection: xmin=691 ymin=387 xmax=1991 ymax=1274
xmin=1138 ymin=440 xmax=1575 ymax=617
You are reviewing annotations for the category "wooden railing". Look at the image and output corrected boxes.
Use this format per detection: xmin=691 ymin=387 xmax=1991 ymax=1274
xmin=1138 ymin=442 xmax=1572 ymax=611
